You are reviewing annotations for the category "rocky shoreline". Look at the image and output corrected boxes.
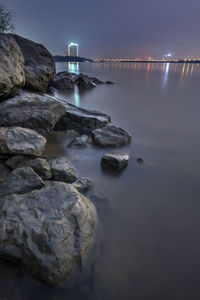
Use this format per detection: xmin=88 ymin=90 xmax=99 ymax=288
xmin=0 ymin=33 xmax=131 ymax=286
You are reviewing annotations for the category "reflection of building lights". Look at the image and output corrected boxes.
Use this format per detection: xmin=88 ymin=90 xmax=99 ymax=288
xmin=68 ymin=62 xmax=79 ymax=74
xmin=74 ymin=85 xmax=80 ymax=107
xmin=162 ymin=63 xmax=170 ymax=89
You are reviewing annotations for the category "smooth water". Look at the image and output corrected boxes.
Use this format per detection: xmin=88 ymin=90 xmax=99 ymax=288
xmin=1 ymin=62 xmax=200 ymax=300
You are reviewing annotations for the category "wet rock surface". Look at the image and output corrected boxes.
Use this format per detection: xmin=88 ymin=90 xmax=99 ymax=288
xmin=12 ymin=34 xmax=55 ymax=92
xmin=92 ymin=124 xmax=132 ymax=147
xmin=0 ymin=34 xmax=25 ymax=100
xmin=72 ymin=178 xmax=93 ymax=192
xmin=101 ymin=152 xmax=129 ymax=169
xmin=54 ymin=101 xmax=111 ymax=132
xmin=50 ymin=71 xmax=75 ymax=89
xmin=68 ymin=135 xmax=89 ymax=148
xmin=50 ymin=157 xmax=77 ymax=183
xmin=0 ymin=181 xmax=98 ymax=286
xmin=0 ymin=90 xmax=66 ymax=136
xmin=0 ymin=167 xmax=45 ymax=196
xmin=0 ymin=127 xmax=46 ymax=156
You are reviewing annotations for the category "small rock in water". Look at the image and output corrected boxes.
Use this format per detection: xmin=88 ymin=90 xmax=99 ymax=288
xmin=68 ymin=135 xmax=89 ymax=148
xmin=101 ymin=152 xmax=129 ymax=169
xmin=106 ymin=81 xmax=114 ymax=84
xmin=72 ymin=178 xmax=93 ymax=192
xmin=136 ymin=157 xmax=144 ymax=163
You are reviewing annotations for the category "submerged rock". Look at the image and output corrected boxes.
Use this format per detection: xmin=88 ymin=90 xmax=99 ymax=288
xmin=50 ymin=157 xmax=77 ymax=183
xmin=0 ymin=90 xmax=66 ymax=136
xmin=0 ymin=127 xmax=46 ymax=156
xmin=0 ymin=33 xmax=25 ymax=100
xmin=68 ymin=135 xmax=89 ymax=148
xmin=50 ymin=71 xmax=75 ymax=89
xmin=0 ymin=181 xmax=98 ymax=286
xmin=92 ymin=124 xmax=132 ymax=147
xmin=0 ymin=167 xmax=45 ymax=196
xmin=12 ymin=34 xmax=55 ymax=92
xmin=54 ymin=101 xmax=111 ymax=132
xmin=136 ymin=157 xmax=144 ymax=163
xmin=101 ymin=152 xmax=129 ymax=169
xmin=72 ymin=178 xmax=93 ymax=192
xmin=74 ymin=73 xmax=96 ymax=88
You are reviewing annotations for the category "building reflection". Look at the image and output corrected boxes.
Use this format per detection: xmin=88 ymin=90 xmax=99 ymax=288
xmin=74 ymin=85 xmax=80 ymax=106
xmin=162 ymin=63 xmax=170 ymax=89
xmin=68 ymin=62 xmax=79 ymax=74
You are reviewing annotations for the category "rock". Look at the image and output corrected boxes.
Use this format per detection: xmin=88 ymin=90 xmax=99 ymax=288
xmin=90 ymin=77 xmax=103 ymax=84
xmin=0 ymin=167 xmax=45 ymax=196
xmin=74 ymin=73 xmax=96 ymax=88
xmin=0 ymin=181 xmax=98 ymax=286
xmin=72 ymin=178 xmax=93 ymax=192
xmin=0 ymin=33 xmax=25 ymax=100
xmin=0 ymin=90 xmax=66 ymax=136
xmin=68 ymin=135 xmax=89 ymax=148
xmin=0 ymin=127 xmax=46 ymax=156
xmin=101 ymin=152 xmax=129 ymax=169
xmin=106 ymin=81 xmax=114 ymax=84
xmin=92 ymin=124 xmax=132 ymax=147
xmin=12 ymin=34 xmax=55 ymax=92
xmin=17 ymin=158 xmax=52 ymax=180
xmin=50 ymin=157 xmax=77 ymax=183
xmin=0 ymin=162 xmax=10 ymax=183
xmin=54 ymin=101 xmax=111 ymax=132
xmin=50 ymin=71 xmax=75 ymax=89
xmin=136 ymin=157 xmax=144 ymax=163
xmin=5 ymin=155 xmax=30 ymax=169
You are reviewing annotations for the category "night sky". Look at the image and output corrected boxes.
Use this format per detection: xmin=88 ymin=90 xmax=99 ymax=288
xmin=2 ymin=0 xmax=200 ymax=59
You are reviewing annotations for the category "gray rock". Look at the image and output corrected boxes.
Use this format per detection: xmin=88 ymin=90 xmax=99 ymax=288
xmin=54 ymin=101 xmax=111 ymax=132
xmin=0 ymin=181 xmax=98 ymax=286
xmin=50 ymin=157 xmax=77 ymax=183
xmin=106 ymin=81 xmax=114 ymax=84
xmin=0 ymin=90 xmax=66 ymax=136
xmin=12 ymin=34 xmax=55 ymax=92
xmin=136 ymin=157 xmax=144 ymax=163
xmin=92 ymin=124 xmax=132 ymax=147
xmin=0 ymin=33 xmax=25 ymax=100
xmin=0 ymin=167 xmax=45 ymax=196
xmin=17 ymin=158 xmax=52 ymax=180
xmin=0 ymin=127 xmax=46 ymax=156
xmin=0 ymin=162 xmax=10 ymax=183
xmin=68 ymin=135 xmax=89 ymax=148
xmin=72 ymin=178 xmax=93 ymax=192
xmin=101 ymin=152 xmax=129 ymax=169
xmin=50 ymin=71 xmax=75 ymax=89
xmin=74 ymin=73 xmax=96 ymax=88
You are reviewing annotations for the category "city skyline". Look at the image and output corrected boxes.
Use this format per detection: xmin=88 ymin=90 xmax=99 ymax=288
xmin=3 ymin=0 xmax=200 ymax=58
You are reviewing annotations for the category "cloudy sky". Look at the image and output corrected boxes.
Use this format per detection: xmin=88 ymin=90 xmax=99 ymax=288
xmin=3 ymin=0 xmax=200 ymax=59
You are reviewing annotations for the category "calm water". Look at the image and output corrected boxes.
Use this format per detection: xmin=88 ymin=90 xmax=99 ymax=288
xmin=1 ymin=62 xmax=200 ymax=300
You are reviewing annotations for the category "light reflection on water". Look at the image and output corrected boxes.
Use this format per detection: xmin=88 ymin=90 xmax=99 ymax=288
xmin=1 ymin=62 xmax=200 ymax=300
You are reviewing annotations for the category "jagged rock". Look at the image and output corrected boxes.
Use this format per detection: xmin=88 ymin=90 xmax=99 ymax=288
xmin=0 ymin=90 xmax=66 ymax=136
xmin=68 ymin=135 xmax=89 ymax=148
xmin=74 ymin=73 xmax=96 ymax=88
xmin=50 ymin=71 xmax=75 ymax=89
xmin=0 ymin=167 xmax=45 ymax=196
xmin=12 ymin=34 xmax=55 ymax=92
xmin=0 ymin=181 xmax=98 ymax=286
xmin=16 ymin=157 xmax=52 ymax=180
xmin=101 ymin=152 xmax=129 ymax=169
xmin=54 ymin=101 xmax=111 ymax=132
xmin=0 ymin=127 xmax=46 ymax=156
xmin=92 ymin=124 xmax=131 ymax=147
xmin=50 ymin=157 xmax=77 ymax=183
xmin=0 ymin=33 xmax=25 ymax=100
xmin=0 ymin=162 xmax=10 ymax=183
xmin=5 ymin=155 xmax=30 ymax=169
xmin=72 ymin=178 xmax=93 ymax=192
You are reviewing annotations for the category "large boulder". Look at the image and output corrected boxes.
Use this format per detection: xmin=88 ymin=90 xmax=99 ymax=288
xmin=92 ymin=124 xmax=132 ymax=147
xmin=0 ymin=167 xmax=45 ymax=196
xmin=0 ymin=90 xmax=66 ymax=136
xmin=0 ymin=33 xmax=25 ymax=100
xmin=0 ymin=162 xmax=10 ymax=183
xmin=12 ymin=34 xmax=55 ymax=92
xmin=50 ymin=157 xmax=77 ymax=183
xmin=54 ymin=101 xmax=111 ymax=132
xmin=0 ymin=127 xmax=46 ymax=156
xmin=0 ymin=181 xmax=98 ymax=286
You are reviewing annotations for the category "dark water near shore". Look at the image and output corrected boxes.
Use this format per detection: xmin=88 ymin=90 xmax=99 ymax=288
xmin=1 ymin=62 xmax=200 ymax=300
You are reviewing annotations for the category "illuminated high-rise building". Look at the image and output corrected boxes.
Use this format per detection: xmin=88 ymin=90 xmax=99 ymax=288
xmin=68 ymin=43 xmax=78 ymax=57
